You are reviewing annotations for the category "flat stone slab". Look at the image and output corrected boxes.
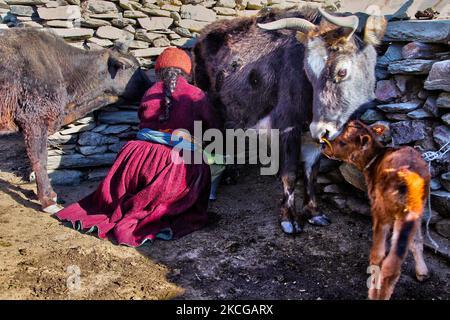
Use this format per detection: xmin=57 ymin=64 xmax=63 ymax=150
xmin=377 ymin=102 xmax=421 ymax=113
xmin=37 ymin=6 xmax=81 ymax=20
xmin=98 ymin=111 xmax=139 ymax=124
xmin=384 ymin=20 xmax=450 ymax=44
xmin=47 ymin=153 xmax=117 ymax=170
xmin=390 ymin=120 xmax=427 ymax=144
xmin=50 ymin=28 xmax=94 ymax=40
xmin=388 ymin=59 xmax=436 ymax=74
xmin=425 ymin=60 xmax=450 ymax=92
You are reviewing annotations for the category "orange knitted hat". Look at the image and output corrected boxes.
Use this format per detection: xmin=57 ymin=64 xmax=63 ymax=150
xmin=155 ymin=48 xmax=192 ymax=76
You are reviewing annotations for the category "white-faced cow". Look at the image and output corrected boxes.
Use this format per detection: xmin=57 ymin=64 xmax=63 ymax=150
xmin=193 ymin=7 xmax=388 ymax=234
xmin=0 ymin=28 xmax=150 ymax=213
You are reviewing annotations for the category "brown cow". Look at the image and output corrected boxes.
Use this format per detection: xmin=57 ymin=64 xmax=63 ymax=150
xmin=0 ymin=28 xmax=150 ymax=213
xmin=322 ymin=120 xmax=430 ymax=300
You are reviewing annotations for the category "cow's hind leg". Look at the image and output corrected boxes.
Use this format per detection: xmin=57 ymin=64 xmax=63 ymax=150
xmin=279 ymin=130 xmax=302 ymax=235
xmin=301 ymin=137 xmax=330 ymax=226
xmin=22 ymin=124 xmax=59 ymax=213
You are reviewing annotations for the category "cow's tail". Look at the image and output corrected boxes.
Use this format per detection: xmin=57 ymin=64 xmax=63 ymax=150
xmin=395 ymin=168 xmax=426 ymax=258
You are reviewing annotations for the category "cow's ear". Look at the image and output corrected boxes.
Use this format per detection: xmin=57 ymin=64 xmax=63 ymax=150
xmin=108 ymin=56 xmax=134 ymax=70
xmin=364 ymin=15 xmax=387 ymax=46
xmin=371 ymin=124 xmax=386 ymax=136
xmin=360 ymin=134 xmax=372 ymax=150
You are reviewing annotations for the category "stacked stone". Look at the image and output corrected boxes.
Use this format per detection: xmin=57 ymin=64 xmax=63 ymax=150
xmin=321 ymin=19 xmax=450 ymax=240
xmin=46 ymin=103 xmax=140 ymax=185
xmin=0 ymin=0 xmax=326 ymax=67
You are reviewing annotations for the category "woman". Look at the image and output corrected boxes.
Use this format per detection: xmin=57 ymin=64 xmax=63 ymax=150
xmin=56 ymin=48 xmax=218 ymax=247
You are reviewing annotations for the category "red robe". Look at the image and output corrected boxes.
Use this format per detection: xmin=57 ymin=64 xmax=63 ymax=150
xmin=56 ymin=77 xmax=217 ymax=247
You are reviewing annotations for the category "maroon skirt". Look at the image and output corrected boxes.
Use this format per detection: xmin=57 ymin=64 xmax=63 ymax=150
xmin=55 ymin=140 xmax=211 ymax=247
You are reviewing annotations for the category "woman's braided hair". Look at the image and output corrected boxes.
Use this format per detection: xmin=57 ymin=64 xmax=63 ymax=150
xmin=157 ymin=67 xmax=186 ymax=123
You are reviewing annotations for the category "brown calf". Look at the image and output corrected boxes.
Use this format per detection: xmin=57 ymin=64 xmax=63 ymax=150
xmin=322 ymin=120 xmax=430 ymax=300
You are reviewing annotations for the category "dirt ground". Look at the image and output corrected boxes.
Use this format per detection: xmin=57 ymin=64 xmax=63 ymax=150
xmin=0 ymin=133 xmax=449 ymax=300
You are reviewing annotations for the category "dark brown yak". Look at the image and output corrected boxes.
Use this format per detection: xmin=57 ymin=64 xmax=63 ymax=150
xmin=0 ymin=28 xmax=150 ymax=213
xmin=193 ymin=7 xmax=388 ymax=234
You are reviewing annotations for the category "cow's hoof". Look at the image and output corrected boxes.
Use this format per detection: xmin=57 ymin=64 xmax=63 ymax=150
xmin=281 ymin=220 xmax=302 ymax=234
xmin=43 ymin=204 xmax=62 ymax=214
xmin=308 ymin=214 xmax=331 ymax=226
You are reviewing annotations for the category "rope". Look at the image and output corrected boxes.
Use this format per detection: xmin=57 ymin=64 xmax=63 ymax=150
xmin=421 ymin=141 xmax=450 ymax=251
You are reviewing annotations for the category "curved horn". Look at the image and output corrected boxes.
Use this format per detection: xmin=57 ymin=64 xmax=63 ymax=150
xmin=257 ymin=18 xmax=316 ymax=32
xmin=318 ymin=8 xmax=359 ymax=38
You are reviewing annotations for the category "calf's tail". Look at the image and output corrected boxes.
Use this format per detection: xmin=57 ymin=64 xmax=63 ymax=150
xmin=395 ymin=168 xmax=426 ymax=258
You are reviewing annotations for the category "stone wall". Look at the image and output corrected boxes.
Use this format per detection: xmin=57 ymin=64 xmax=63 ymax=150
xmin=0 ymin=1 xmax=449 ymax=238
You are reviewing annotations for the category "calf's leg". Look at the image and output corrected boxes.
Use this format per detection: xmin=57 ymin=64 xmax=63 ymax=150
xmin=368 ymin=216 xmax=390 ymax=300
xmin=409 ymin=224 xmax=429 ymax=282
xmin=376 ymin=218 xmax=419 ymax=300
xmin=22 ymin=125 xmax=59 ymax=213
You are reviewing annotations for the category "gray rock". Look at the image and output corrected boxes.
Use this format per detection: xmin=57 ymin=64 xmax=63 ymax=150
xmin=123 ymin=10 xmax=147 ymax=19
xmin=138 ymin=16 xmax=173 ymax=30
xmin=433 ymin=125 xmax=450 ymax=148
xmin=80 ymin=17 xmax=111 ymax=28
xmin=78 ymin=132 xmax=120 ymax=146
xmin=339 ymin=163 xmax=366 ymax=192
xmin=377 ymin=44 xmax=403 ymax=67
xmin=152 ymin=36 xmax=170 ymax=47
xmin=441 ymin=172 xmax=450 ymax=192
xmin=323 ymin=184 xmax=343 ymax=194
xmin=407 ymin=108 xmax=433 ymax=119
xmin=48 ymin=169 xmax=82 ymax=185
xmin=437 ymin=93 xmax=450 ymax=109
xmin=47 ymin=153 xmax=116 ymax=169
xmin=48 ymin=132 xmax=77 ymax=145
xmin=50 ymin=28 xmax=94 ymax=40
xmin=402 ymin=42 xmax=446 ymax=59
xmin=375 ymin=79 xmax=400 ymax=102
xmin=360 ymin=108 xmax=385 ymax=123
xmin=388 ymin=59 xmax=436 ymax=75
xmin=377 ymin=102 xmax=420 ymax=113
xmin=423 ymin=96 xmax=440 ymax=117
xmin=45 ymin=20 xmax=73 ymax=28
xmin=171 ymin=37 xmax=195 ymax=48
xmin=431 ymin=191 xmax=450 ymax=218
xmin=214 ymin=7 xmax=236 ymax=16
xmin=141 ymin=7 xmax=171 ymax=17
xmin=96 ymin=25 xmax=131 ymax=40
xmin=38 ymin=6 xmax=81 ymax=20
xmin=77 ymin=145 xmax=108 ymax=155
xmin=87 ymin=0 xmax=118 ymax=14
xmin=176 ymin=19 xmax=208 ymax=32
xmin=60 ymin=123 xmax=96 ymax=135
xmin=91 ymin=124 xmax=108 ymax=132
xmin=217 ymin=0 xmax=236 ymax=8
xmin=98 ymin=111 xmax=139 ymax=124
xmin=110 ymin=17 xmax=136 ymax=28
xmin=131 ymin=47 xmax=165 ymax=57
xmin=87 ymin=37 xmax=113 ymax=47
xmin=108 ymin=141 xmax=127 ymax=152
xmin=10 ymin=5 xmax=36 ymax=16
xmin=424 ymin=60 xmax=450 ymax=92
xmin=384 ymin=20 xmax=450 ymax=44
xmin=442 ymin=113 xmax=450 ymax=126
xmin=90 ymin=12 xmax=120 ymax=19
xmin=172 ymin=26 xmax=191 ymax=37
xmin=385 ymin=113 xmax=409 ymax=121
xmin=100 ymin=124 xmax=130 ymax=134
xmin=180 ymin=4 xmax=216 ymax=22
xmin=430 ymin=178 xmax=442 ymax=191
xmin=390 ymin=120 xmax=427 ymax=145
